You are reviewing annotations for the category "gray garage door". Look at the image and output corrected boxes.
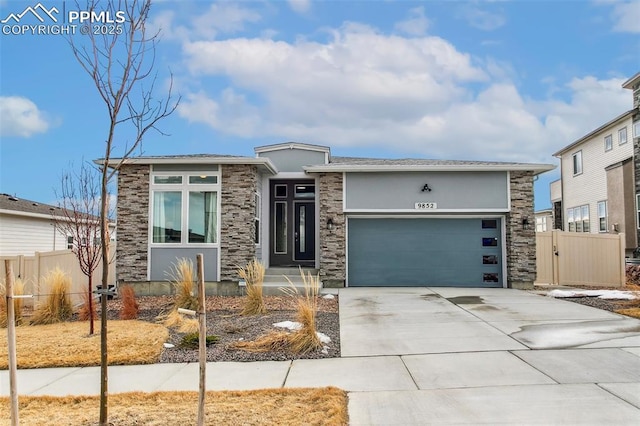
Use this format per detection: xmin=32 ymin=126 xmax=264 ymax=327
xmin=347 ymin=218 xmax=503 ymax=287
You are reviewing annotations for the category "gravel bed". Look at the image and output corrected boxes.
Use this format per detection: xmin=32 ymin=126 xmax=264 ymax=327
xmin=103 ymin=295 xmax=340 ymax=363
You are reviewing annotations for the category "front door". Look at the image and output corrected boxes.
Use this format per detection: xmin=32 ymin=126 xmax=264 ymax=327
xmin=270 ymin=180 xmax=316 ymax=266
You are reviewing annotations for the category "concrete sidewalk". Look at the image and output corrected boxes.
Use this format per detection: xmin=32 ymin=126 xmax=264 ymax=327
xmin=2 ymin=287 xmax=640 ymax=424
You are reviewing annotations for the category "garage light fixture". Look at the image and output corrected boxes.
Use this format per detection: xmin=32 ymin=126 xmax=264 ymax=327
xmin=522 ymin=216 xmax=530 ymax=230
xmin=421 ymin=184 xmax=432 ymax=192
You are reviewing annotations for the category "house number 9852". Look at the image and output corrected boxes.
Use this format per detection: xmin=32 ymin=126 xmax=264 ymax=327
xmin=415 ymin=202 xmax=437 ymax=209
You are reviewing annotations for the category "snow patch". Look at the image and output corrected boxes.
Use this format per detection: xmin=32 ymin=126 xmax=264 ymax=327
xmin=273 ymin=321 xmax=302 ymax=331
xmin=163 ymin=343 xmax=175 ymax=349
xmin=322 ymin=294 xmax=335 ymax=299
xmin=548 ymin=289 xmax=637 ymax=300
xmin=317 ymin=332 xmax=331 ymax=343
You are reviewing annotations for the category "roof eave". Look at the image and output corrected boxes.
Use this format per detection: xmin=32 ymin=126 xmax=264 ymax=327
xmin=622 ymin=72 xmax=640 ymax=89
xmin=95 ymin=157 xmax=279 ymax=175
xmin=304 ymin=164 xmax=556 ymax=175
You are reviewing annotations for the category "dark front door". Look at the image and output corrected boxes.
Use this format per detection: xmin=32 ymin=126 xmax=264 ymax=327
xmin=270 ymin=180 xmax=316 ymax=266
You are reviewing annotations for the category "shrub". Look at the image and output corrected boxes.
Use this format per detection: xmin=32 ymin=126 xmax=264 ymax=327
xmin=119 ymin=284 xmax=139 ymax=320
xmin=31 ymin=268 xmax=74 ymax=325
xmin=179 ymin=332 xmax=220 ymax=349
xmin=0 ymin=278 xmax=25 ymax=328
xmin=238 ymin=258 xmax=266 ymax=315
xmin=626 ymin=264 xmax=640 ymax=286
xmin=167 ymin=258 xmax=198 ymax=311
xmin=77 ymin=287 xmax=97 ymax=321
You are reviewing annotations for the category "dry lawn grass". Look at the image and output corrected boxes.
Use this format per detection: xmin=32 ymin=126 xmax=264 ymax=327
xmin=0 ymin=387 xmax=348 ymax=426
xmin=0 ymin=321 xmax=168 ymax=369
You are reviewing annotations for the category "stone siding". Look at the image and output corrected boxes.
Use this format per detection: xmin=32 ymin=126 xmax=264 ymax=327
xmin=635 ymin=136 xmax=640 ymax=251
xmin=318 ymin=172 xmax=346 ymax=286
xmin=506 ymin=171 xmax=536 ymax=289
xmin=220 ymin=164 xmax=257 ymax=280
xmin=116 ymin=164 xmax=150 ymax=282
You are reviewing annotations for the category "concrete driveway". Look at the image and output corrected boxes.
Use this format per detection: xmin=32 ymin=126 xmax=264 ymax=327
xmin=340 ymin=287 xmax=640 ymax=425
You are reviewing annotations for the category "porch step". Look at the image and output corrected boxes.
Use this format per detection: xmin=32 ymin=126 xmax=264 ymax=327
xmin=248 ymin=267 xmax=321 ymax=296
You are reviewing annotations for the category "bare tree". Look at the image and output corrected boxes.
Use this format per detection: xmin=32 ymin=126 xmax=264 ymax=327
xmin=53 ymin=162 xmax=104 ymax=335
xmin=69 ymin=1 xmax=179 ymax=424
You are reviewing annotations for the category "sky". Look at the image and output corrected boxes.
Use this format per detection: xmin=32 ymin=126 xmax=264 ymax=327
xmin=0 ymin=0 xmax=638 ymax=211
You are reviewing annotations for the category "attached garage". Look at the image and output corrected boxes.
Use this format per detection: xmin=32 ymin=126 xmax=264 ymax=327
xmin=347 ymin=217 xmax=503 ymax=287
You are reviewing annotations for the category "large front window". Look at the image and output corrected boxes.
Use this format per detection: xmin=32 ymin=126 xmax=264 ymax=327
xmin=151 ymin=173 xmax=219 ymax=244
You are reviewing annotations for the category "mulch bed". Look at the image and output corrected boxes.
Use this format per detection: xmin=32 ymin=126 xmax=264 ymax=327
xmin=103 ymin=295 xmax=341 ymax=363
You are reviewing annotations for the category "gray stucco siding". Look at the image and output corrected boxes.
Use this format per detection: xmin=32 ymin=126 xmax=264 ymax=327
xmin=344 ymin=171 xmax=509 ymax=211
xmin=149 ymin=247 xmax=218 ymax=281
xmin=258 ymin=149 xmax=326 ymax=172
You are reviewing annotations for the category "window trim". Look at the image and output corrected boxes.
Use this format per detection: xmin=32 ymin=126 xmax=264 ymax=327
xmin=604 ymin=134 xmax=613 ymax=152
xmin=572 ymin=151 xmax=583 ymax=176
xmin=150 ymin=171 xmax=221 ymax=247
xmin=618 ymin=127 xmax=628 ymax=145
xmin=254 ymin=192 xmax=261 ymax=246
xmin=597 ymin=200 xmax=607 ymax=233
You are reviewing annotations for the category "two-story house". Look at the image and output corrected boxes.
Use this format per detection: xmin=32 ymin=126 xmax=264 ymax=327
xmin=551 ymin=72 xmax=640 ymax=256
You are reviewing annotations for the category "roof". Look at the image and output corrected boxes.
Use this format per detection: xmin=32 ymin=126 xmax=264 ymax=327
xmin=0 ymin=193 xmax=107 ymax=223
xmin=622 ymin=72 xmax=640 ymax=90
xmin=305 ymin=156 xmax=555 ymax=175
xmin=254 ymin=142 xmax=330 ymax=155
xmin=96 ymin=154 xmax=278 ymax=175
xmin=553 ymin=110 xmax=635 ymax=157
xmin=0 ymin=193 xmax=67 ymax=218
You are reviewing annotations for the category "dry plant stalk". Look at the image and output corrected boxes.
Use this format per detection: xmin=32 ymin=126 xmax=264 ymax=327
xmin=78 ymin=286 xmax=97 ymax=321
xmin=232 ymin=269 xmax=322 ymax=354
xmin=0 ymin=278 xmax=25 ymax=328
xmin=119 ymin=284 xmax=139 ymax=320
xmin=177 ymin=318 xmax=199 ymax=334
xmin=167 ymin=258 xmax=197 ymax=311
xmin=238 ymin=258 xmax=266 ymax=315
xmin=31 ymin=268 xmax=74 ymax=325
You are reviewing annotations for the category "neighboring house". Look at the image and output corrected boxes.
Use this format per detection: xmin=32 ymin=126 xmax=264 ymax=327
xmin=552 ymin=73 xmax=640 ymax=256
xmin=534 ymin=209 xmax=553 ymax=232
xmin=105 ymin=143 xmax=553 ymax=290
xmin=0 ymin=193 xmax=115 ymax=256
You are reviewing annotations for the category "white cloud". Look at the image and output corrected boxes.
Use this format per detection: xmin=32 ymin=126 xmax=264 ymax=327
xmin=0 ymin=96 xmax=50 ymax=138
xmin=148 ymin=2 xmax=261 ymax=42
xmin=288 ymin=0 xmax=311 ymax=14
xmin=395 ymin=6 xmax=430 ymax=36
xmin=177 ymin=22 xmax=630 ymax=164
xmin=457 ymin=4 xmax=506 ymax=31
xmin=610 ymin=1 xmax=640 ymax=33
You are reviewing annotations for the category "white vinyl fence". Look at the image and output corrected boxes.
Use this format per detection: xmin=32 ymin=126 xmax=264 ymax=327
xmin=536 ymin=231 xmax=625 ymax=287
xmin=1 ymin=247 xmax=116 ymax=307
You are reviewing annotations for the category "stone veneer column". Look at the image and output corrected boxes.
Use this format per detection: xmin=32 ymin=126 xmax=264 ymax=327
xmin=116 ymin=164 xmax=150 ymax=282
xmin=318 ymin=172 xmax=346 ymax=287
xmin=506 ymin=170 xmax=536 ymax=289
xmin=219 ymin=164 xmax=257 ymax=281
xmin=635 ymin=136 xmax=640 ymax=250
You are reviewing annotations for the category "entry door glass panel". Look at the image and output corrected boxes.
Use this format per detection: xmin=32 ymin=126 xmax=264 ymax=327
xmin=274 ymin=201 xmax=287 ymax=254
xmin=294 ymin=202 xmax=315 ymax=261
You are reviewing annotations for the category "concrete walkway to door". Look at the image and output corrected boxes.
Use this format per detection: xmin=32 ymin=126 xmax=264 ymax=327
xmin=337 ymin=287 xmax=640 ymax=425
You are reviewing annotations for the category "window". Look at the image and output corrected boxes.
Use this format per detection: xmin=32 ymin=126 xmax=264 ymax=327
xmin=151 ymin=173 xmax=219 ymax=244
xmin=597 ymin=201 xmax=607 ymax=232
xmin=604 ymin=134 xmax=613 ymax=151
xmin=67 ymin=236 xmax=74 ymax=249
xmin=567 ymin=205 xmax=589 ymax=232
xmin=619 ymin=127 xmax=628 ymax=145
xmin=535 ymin=216 xmax=547 ymax=232
xmin=634 ymin=121 xmax=640 ymax=139
xmin=637 ymin=194 xmax=640 ymax=230
xmin=254 ymin=193 xmax=261 ymax=245
xmin=572 ymin=151 xmax=582 ymax=175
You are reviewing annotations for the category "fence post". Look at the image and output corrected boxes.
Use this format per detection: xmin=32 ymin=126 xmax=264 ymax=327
xmin=551 ymin=230 xmax=559 ymax=285
xmin=619 ymin=233 xmax=626 ymax=287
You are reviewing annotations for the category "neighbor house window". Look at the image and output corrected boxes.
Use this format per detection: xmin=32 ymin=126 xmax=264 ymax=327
xmin=572 ymin=151 xmax=582 ymax=175
xmin=567 ymin=205 xmax=589 ymax=232
xmin=637 ymin=194 xmax=640 ymax=229
xmin=597 ymin=201 xmax=607 ymax=232
xmin=151 ymin=173 xmax=220 ymax=244
xmin=619 ymin=127 xmax=628 ymax=145
xmin=535 ymin=216 xmax=547 ymax=232
xmin=634 ymin=121 xmax=640 ymax=139
xmin=67 ymin=236 xmax=74 ymax=249
xmin=604 ymin=134 xmax=613 ymax=151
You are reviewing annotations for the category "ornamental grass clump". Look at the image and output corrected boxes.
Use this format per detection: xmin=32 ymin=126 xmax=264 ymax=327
xmin=167 ymin=258 xmax=198 ymax=311
xmin=0 ymin=278 xmax=25 ymax=328
xmin=31 ymin=268 xmax=74 ymax=325
xmin=119 ymin=284 xmax=139 ymax=320
xmin=232 ymin=268 xmax=322 ymax=354
xmin=238 ymin=258 xmax=266 ymax=315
